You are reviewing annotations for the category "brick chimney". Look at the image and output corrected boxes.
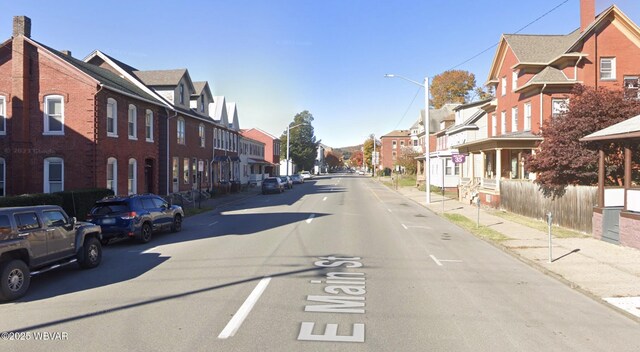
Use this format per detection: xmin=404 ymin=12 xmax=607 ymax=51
xmin=11 ymin=15 xmax=33 ymax=194
xmin=580 ymin=0 xmax=595 ymax=33
xmin=12 ymin=16 xmax=31 ymax=38
xmin=60 ymin=50 xmax=72 ymax=57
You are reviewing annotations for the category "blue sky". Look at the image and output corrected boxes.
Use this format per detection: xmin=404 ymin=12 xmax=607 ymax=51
xmin=3 ymin=0 xmax=639 ymax=147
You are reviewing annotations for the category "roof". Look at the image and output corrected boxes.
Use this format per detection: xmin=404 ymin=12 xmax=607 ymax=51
xmin=30 ymin=39 xmax=162 ymax=105
xmin=381 ymin=130 xmax=411 ymax=138
xmin=452 ymin=98 xmax=493 ymax=111
xmin=581 ymin=114 xmax=640 ymax=141
xmin=503 ymin=31 xmax=581 ymax=64
xmin=515 ymin=66 xmax=578 ymax=92
xmin=133 ymin=69 xmax=189 ymax=87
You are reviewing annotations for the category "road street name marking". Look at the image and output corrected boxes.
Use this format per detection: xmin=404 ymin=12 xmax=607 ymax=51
xmin=306 ymin=214 xmax=315 ymax=224
xmin=387 ymin=209 xmax=392 ymax=213
xmin=298 ymin=256 xmax=366 ymax=343
xmin=323 ymin=196 xmax=327 ymax=201
xmin=218 ymin=277 xmax=271 ymax=339
xmin=402 ymin=224 xmax=408 ymax=230
xmin=430 ymin=254 xmax=462 ymax=266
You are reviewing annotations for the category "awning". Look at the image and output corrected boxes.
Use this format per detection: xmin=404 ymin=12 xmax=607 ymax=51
xmin=248 ymin=158 xmax=273 ymax=165
xmin=213 ymin=156 xmax=230 ymax=162
xmin=230 ymin=156 xmax=241 ymax=162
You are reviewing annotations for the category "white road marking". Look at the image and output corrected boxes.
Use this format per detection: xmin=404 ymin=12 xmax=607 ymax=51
xmin=218 ymin=277 xmax=272 ymax=339
xmin=401 ymin=224 xmax=408 ymax=230
xmin=387 ymin=209 xmax=392 ymax=213
xmin=306 ymin=214 xmax=315 ymax=224
xmin=208 ymin=221 xmax=219 ymax=227
xmin=604 ymin=297 xmax=640 ymax=318
xmin=323 ymin=196 xmax=327 ymax=201
xmin=430 ymin=255 xmax=443 ymax=266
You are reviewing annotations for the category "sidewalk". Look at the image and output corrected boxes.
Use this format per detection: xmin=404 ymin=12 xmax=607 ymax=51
xmin=393 ymin=184 xmax=640 ymax=321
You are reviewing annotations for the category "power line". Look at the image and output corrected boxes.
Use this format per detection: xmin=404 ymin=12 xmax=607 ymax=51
xmin=448 ymin=0 xmax=570 ymax=71
xmin=393 ymin=86 xmax=422 ymax=130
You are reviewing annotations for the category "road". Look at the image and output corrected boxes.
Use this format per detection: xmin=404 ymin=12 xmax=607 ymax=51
xmin=1 ymin=175 xmax=638 ymax=351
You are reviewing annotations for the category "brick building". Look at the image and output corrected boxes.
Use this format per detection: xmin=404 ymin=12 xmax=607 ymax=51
xmin=240 ymin=128 xmax=280 ymax=176
xmin=379 ymin=130 xmax=412 ymax=171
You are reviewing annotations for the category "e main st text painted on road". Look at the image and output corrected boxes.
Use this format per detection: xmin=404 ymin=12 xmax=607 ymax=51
xmin=297 ymin=256 xmax=366 ymax=343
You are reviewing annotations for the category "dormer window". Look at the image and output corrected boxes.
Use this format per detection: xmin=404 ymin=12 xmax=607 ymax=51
xmin=200 ymin=95 xmax=205 ymax=113
xmin=179 ymin=84 xmax=185 ymax=105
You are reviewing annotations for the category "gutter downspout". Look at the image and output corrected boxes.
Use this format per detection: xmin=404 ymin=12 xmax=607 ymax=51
xmin=574 ymin=56 xmax=584 ymax=81
xmin=166 ymin=108 xmax=178 ymax=195
xmin=94 ymin=84 xmax=105 ymax=189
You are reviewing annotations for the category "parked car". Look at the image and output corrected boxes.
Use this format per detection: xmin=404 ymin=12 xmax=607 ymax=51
xmin=291 ymin=174 xmax=304 ymax=184
xmin=262 ymin=177 xmax=284 ymax=194
xmin=300 ymin=171 xmax=312 ymax=180
xmin=0 ymin=205 xmax=102 ymax=301
xmin=88 ymin=194 xmax=184 ymax=244
xmin=279 ymin=176 xmax=293 ymax=189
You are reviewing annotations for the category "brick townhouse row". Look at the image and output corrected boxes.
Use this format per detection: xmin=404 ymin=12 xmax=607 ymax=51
xmin=0 ymin=16 xmax=280 ymax=197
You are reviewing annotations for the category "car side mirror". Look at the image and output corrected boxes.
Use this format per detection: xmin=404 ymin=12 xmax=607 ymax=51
xmin=69 ymin=217 xmax=77 ymax=227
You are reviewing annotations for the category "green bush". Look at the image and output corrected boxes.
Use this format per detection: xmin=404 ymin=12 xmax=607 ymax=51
xmin=56 ymin=189 xmax=114 ymax=220
xmin=0 ymin=193 xmax=64 ymax=208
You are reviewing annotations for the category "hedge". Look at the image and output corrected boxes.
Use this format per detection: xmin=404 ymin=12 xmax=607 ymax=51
xmin=0 ymin=188 xmax=113 ymax=221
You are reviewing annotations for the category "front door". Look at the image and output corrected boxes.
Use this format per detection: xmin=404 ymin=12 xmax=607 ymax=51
xmin=145 ymin=159 xmax=154 ymax=194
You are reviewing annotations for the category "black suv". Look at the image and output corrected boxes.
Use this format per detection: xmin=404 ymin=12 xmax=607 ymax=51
xmin=88 ymin=194 xmax=184 ymax=244
xmin=0 ymin=205 xmax=102 ymax=301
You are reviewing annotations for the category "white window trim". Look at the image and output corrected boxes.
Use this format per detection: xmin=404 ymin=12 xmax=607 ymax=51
xmin=145 ymin=110 xmax=154 ymax=142
xmin=128 ymin=104 xmax=137 ymax=140
xmin=512 ymin=71 xmax=518 ymax=91
xmin=0 ymin=96 xmax=6 ymax=135
xmin=107 ymin=157 xmax=118 ymax=195
xmin=128 ymin=158 xmax=137 ymax=195
xmin=511 ymin=107 xmax=518 ymax=132
xmin=199 ymin=123 xmax=205 ymax=148
xmin=524 ymin=102 xmax=532 ymax=131
xmin=600 ymin=57 xmax=616 ymax=81
xmin=177 ymin=118 xmax=185 ymax=145
xmin=44 ymin=157 xmax=64 ymax=193
xmin=501 ymin=111 xmax=506 ymax=135
xmin=107 ymin=98 xmax=118 ymax=138
xmin=43 ymin=95 xmax=64 ymax=135
xmin=501 ymin=77 xmax=507 ymax=96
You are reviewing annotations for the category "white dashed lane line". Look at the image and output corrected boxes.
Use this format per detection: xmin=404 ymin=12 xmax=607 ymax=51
xmin=218 ymin=277 xmax=272 ymax=339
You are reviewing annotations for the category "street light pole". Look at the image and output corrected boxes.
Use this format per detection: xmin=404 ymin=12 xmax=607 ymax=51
xmin=286 ymin=123 xmax=308 ymax=177
xmin=385 ymin=74 xmax=431 ymax=204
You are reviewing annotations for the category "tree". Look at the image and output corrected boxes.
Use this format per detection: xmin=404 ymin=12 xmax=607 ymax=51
xmin=525 ymin=85 xmax=640 ymax=198
xmin=350 ymin=150 xmax=363 ymax=168
xmin=280 ymin=111 xmax=320 ymax=172
xmin=325 ymin=151 xmax=342 ymax=170
xmin=396 ymin=147 xmax=421 ymax=175
xmin=430 ymin=70 xmax=478 ymax=109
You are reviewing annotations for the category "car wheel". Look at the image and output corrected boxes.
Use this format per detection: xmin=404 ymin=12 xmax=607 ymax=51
xmin=0 ymin=260 xmax=30 ymax=301
xmin=78 ymin=237 xmax=102 ymax=269
xmin=171 ymin=214 xmax=182 ymax=233
xmin=139 ymin=223 xmax=152 ymax=243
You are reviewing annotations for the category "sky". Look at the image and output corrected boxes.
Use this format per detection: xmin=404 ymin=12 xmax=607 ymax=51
xmin=3 ymin=0 xmax=639 ymax=148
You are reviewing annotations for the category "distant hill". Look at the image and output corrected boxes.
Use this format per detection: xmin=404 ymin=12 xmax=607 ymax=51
xmin=333 ymin=145 xmax=362 ymax=160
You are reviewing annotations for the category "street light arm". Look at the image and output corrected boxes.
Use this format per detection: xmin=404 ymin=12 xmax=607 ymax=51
xmin=384 ymin=74 xmax=425 ymax=88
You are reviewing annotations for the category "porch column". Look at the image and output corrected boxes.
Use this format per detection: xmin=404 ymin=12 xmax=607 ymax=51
xmin=469 ymin=152 xmax=474 ymax=180
xmin=625 ymin=146 xmax=631 ymax=210
xmin=495 ymin=148 xmax=502 ymax=191
xmin=480 ymin=151 xmax=485 ymax=187
xmin=598 ymin=150 xmax=605 ymax=207
xmin=518 ymin=151 xmax=523 ymax=180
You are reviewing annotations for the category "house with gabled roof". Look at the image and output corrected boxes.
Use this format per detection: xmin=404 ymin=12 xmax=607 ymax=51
xmin=0 ymin=16 xmax=164 ymax=197
xmin=455 ymin=0 xmax=640 ymax=207
xmin=240 ymin=128 xmax=280 ymax=176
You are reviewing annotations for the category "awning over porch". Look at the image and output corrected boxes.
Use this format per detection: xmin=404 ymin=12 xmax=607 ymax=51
xmin=248 ymin=158 xmax=273 ymax=165
xmin=454 ymin=132 xmax=542 ymax=153
xmin=213 ymin=156 xmax=230 ymax=162
xmin=230 ymin=156 xmax=241 ymax=162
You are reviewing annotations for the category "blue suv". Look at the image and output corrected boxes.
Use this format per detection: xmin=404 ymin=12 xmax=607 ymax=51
xmin=88 ymin=194 xmax=184 ymax=244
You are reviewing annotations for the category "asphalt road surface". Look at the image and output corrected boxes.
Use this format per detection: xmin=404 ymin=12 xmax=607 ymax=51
xmin=1 ymin=175 xmax=639 ymax=351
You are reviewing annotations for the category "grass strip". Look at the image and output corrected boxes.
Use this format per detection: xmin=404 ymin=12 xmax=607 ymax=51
xmin=442 ymin=213 xmax=510 ymax=242
xmin=487 ymin=209 xmax=588 ymax=239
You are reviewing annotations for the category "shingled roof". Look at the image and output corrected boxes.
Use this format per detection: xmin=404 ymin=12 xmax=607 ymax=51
xmin=133 ymin=69 xmax=189 ymax=87
xmin=503 ymin=30 xmax=581 ymax=63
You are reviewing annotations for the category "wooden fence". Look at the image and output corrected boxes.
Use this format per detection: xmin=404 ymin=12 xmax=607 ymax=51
xmin=500 ymin=180 xmax=597 ymax=233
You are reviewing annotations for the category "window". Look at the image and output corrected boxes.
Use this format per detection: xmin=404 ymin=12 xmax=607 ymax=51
xmin=413 ymin=140 xmax=418 ymax=147
xmin=107 ymin=98 xmax=118 ymax=137
xmin=200 ymin=95 xmax=205 ymax=113
xmin=128 ymin=104 xmax=137 ymax=139
xmin=491 ymin=114 xmax=497 ymax=136
xmin=145 ymin=110 xmax=153 ymax=142
xmin=445 ymin=158 xmax=453 ymax=175
xmin=624 ymin=76 xmax=640 ymax=99
xmin=501 ymin=111 xmax=506 ymax=135
xmin=183 ymin=158 xmax=190 ymax=184
xmin=172 ymin=157 xmax=179 ymax=183
xmin=44 ymin=95 xmax=64 ymax=135
xmin=43 ymin=210 xmax=67 ymax=227
xmin=400 ymin=140 xmax=405 ymax=147
xmin=199 ymin=123 xmax=205 ymax=148
xmin=600 ymin=57 xmax=616 ymax=80
xmin=15 ymin=212 xmax=40 ymax=231
xmin=44 ymin=157 xmax=64 ymax=193
xmin=511 ymin=107 xmax=518 ymax=132
xmin=141 ymin=198 xmax=156 ymax=210
xmin=392 ymin=140 xmax=397 ymax=149
xmin=0 ymin=215 xmax=10 ymax=235
xmin=128 ymin=158 xmax=137 ymax=195
xmin=0 ymin=158 xmax=4 ymax=196
xmin=552 ymin=98 xmax=569 ymax=118
xmin=524 ymin=102 xmax=532 ymax=131
xmin=392 ymin=151 xmax=396 ymax=160
xmin=177 ymin=118 xmax=185 ymax=144
xmin=501 ymin=77 xmax=507 ymax=96
xmin=0 ymin=96 xmax=6 ymax=135
xmin=213 ymin=128 xmax=218 ymax=148
xmin=179 ymin=84 xmax=185 ymax=105
xmin=512 ymin=71 xmax=518 ymax=91
xmin=107 ymin=157 xmax=117 ymax=195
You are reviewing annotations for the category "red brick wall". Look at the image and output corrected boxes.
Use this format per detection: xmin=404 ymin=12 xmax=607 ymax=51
xmin=592 ymin=211 xmax=603 ymax=240
xmin=620 ymin=214 xmax=640 ymax=249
